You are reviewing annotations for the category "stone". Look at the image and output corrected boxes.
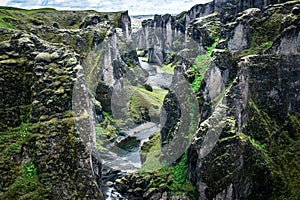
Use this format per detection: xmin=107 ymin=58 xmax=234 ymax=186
xmin=53 ymin=22 xmax=60 ymax=28
xmin=143 ymin=188 xmax=158 ymax=199
xmin=150 ymin=192 xmax=162 ymax=200
xmin=50 ymin=52 xmax=60 ymax=60
xmin=160 ymin=191 xmax=168 ymax=200
xmin=292 ymin=6 xmax=300 ymax=15
xmin=35 ymin=52 xmax=52 ymax=63
xmin=54 ymin=86 xmax=65 ymax=94
xmin=66 ymin=57 xmax=77 ymax=67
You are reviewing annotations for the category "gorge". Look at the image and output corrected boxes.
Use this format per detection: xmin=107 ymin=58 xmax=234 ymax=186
xmin=0 ymin=0 xmax=299 ymax=199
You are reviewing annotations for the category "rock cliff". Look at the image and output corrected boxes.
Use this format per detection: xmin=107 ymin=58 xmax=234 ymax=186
xmin=135 ymin=0 xmax=296 ymax=65
xmin=183 ymin=1 xmax=299 ymax=199
xmin=127 ymin=0 xmax=300 ymax=199
xmin=1 ymin=0 xmax=299 ymax=199
xmin=0 ymin=7 xmax=133 ymax=199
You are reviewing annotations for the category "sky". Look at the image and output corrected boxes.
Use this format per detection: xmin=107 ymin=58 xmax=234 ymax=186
xmin=0 ymin=0 xmax=211 ymax=15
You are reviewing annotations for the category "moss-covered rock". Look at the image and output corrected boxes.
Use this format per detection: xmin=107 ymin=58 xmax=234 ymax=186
xmin=0 ymin=32 xmax=104 ymax=199
xmin=156 ymin=2 xmax=300 ymax=200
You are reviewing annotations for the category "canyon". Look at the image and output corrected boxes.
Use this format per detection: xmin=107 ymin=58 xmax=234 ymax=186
xmin=0 ymin=0 xmax=299 ymax=199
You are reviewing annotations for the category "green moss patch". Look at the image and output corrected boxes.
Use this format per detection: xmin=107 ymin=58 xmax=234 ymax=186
xmin=128 ymin=86 xmax=168 ymax=124
xmin=138 ymin=132 xmax=197 ymax=198
xmin=240 ymin=12 xmax=283 ymax=57
xmin=0 ymin=123 xmax=45 ymax=199
xmin=139 ymin=131 xmax=164 ymax=172
xmin=245 ymin=100 xmax=300 ymax=199
xmin=190 ymin=41 xmax=217 ymax=92
xmin=95 ymin=112 xmax=119 ymax=151
xmin=160 ymin=63 xmax=174 ymax=75
xmin=138 ymin=152 xmax=197 ymax=199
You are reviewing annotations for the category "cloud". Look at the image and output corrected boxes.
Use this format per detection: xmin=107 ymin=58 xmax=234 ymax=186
xmin=3 ymin=0 xmax=211 ymax=15
xmin=0 ymin=0 xmax=11 ymax=5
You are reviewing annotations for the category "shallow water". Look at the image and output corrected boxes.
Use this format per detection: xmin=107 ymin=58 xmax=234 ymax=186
xmin=102 ymin=58 xmax=172 ymax=199
xmin=139 ymin=58 xmax=173 ymax=89
xmin=101 ymin=123 xmax=160 ymax=199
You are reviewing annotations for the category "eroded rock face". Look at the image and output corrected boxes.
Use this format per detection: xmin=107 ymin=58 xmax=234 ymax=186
xmin=0 ymin=8 xmax=135 ymax=199
xmin=188 ymin=116 xmax=272 ymax=200
xmin=187 ymin=13 xmax=221 ymax=52
xmin=134 ymin=0 xmax=280 ymax=65
xmin=226 ymin=8 xmax=262 ymax=51
xmin=154 ymin=1 xmax=300 ymax=199
xmin=187 ymin=53 xmax=300 ymax=200
xmin=0 ymin=33 xmax=103 ymax=199
xmin=238 ymin=54 xmax=300 ymax=124
xmin=267 ymin=6 xmax=300 ymax=54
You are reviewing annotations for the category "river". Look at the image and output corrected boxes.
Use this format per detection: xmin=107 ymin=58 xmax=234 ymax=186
xmin=101 ymin=58 xmax=172 ymax=199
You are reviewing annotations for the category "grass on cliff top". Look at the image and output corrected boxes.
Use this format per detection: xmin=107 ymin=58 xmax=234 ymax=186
xmin=129 ymin=86 xmax=168 ymax=124
xmin=0 ymin=7 xmax=56 ymax=29
xmin=0 ymin=6 xmax=124 ymax=29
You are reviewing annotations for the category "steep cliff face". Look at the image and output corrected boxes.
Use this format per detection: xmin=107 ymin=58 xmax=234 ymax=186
xmin=0 ymin=7 xmax=133 ymax=199
xmin=150 ymin=0 xmax=300 ymax=199
xmin=187 ymin=53 xmax=300 ymax=199
xmin=0 ymin=32 xmax=103 ymax=199
xmin=1 ymin=1 xmax=299 ymax=199
xmin=135 ymin=0 xmax=296 ymax=65
xmin=117 ymin=1 xmax=299 ymax=199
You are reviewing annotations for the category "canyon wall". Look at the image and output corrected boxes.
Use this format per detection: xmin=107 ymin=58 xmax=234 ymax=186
xmin=0 ymin=8 xmax=133 ymax=199
xmin=135 ymin=0 xmax=295 ymax=65
xmin=114 ymin=1 xmax=299 ymax=199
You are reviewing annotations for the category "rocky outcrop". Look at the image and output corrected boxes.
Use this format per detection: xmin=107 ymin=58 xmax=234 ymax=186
xmin=0 ymin=33 xmax=103 ymax=199
xmin=220 ymin=8 xmax=262 ymax=51
xmin=0 ymin=8 xmax=131 ymax=57
xmin=134 ymin=0 xmax=287 ymax=65
xmin=187 ymin=52 xmax=300 ymax=200
xmin=0 ymin=7 xmax=135 ymax=199
xmin=114 ymin=171 xmax=193 ymax=200
xmin=187 ymin=12 xmax=221 ymax=53
xmin=1 ymin=1 xmax=299 ymax=199
xmin=152 ymin=1 xmax=300 ymax=199
xmin=238 ymin=54 xmax=300 ymax=123
xmin=266 ymin=2 xmax=300 ymax=54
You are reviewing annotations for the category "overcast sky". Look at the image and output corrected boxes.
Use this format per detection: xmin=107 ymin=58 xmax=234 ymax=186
xmin=0 ymin=0 xmax=211 ymax=15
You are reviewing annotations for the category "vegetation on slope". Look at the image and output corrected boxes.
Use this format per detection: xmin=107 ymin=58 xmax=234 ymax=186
xmin=128 ymin=86 xmax=168 ymax=124
xmin=0 ymin=123 xmax=45 ymax=199
xmin=0 ymin=6 xmax=124 ymax=30
xmin=245 ymin=101 xmax=300 ymax=199
xmin=190 ymin=41 xmax=218 ymax=92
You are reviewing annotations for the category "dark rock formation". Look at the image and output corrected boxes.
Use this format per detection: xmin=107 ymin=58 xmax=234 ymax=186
xmin=0 ymin=33 xmax=103 ymax=199
xmin=151 ymin=0 xmax=300 ymax=199
xmin=0 ymin=7 xmax=134 ymax=199
xmin=134 ymin=0 xmax=288 ymax=65
xmin=1 ymin=1 xmax=300 ymax=199
xmin=187 ymin=52 xmax=300 ymax=199
xmin=160 ymin=91 xmax=181 ymax=145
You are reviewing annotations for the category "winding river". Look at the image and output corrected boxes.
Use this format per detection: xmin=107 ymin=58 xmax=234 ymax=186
xmin=101 ymin=58 xmax=173 ymax=199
